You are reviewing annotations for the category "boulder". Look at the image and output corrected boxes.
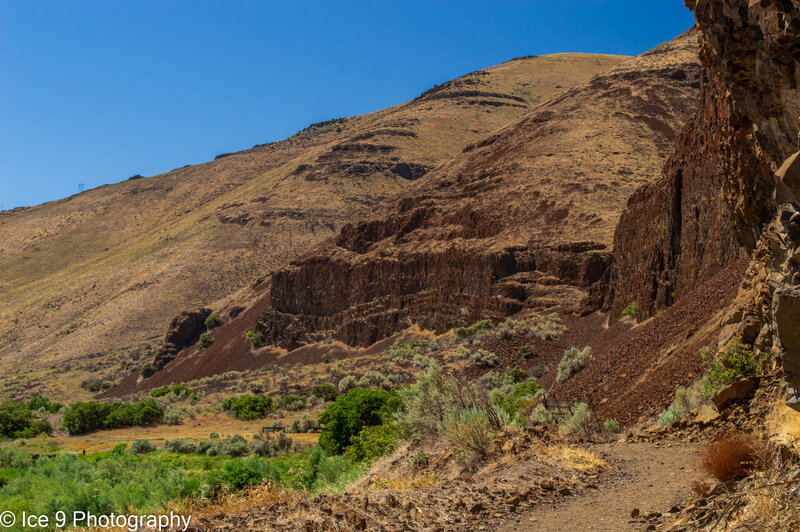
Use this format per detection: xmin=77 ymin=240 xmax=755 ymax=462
xmin=150 ymin=307 xmax=212 ymax=372
xmin=775 ymin=289 xmax=800 ymax=410
xmin=712 ymin=377 xmax=757 ymax=409
xmin=777 ymin=151 xmax=800 ymax=197
xmin=164 ymin=308 xmax=212 ymax=346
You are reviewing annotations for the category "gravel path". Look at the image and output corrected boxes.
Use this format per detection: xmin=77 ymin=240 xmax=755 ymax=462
xmin=501 ymin=441 xmax=703 ymax=531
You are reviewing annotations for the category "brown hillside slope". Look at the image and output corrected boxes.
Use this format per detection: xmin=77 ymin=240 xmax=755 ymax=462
xmin=0 ymin=53 xmax=627 ymax=399
xmin=256 ymin=30 xmax=700 ymax=350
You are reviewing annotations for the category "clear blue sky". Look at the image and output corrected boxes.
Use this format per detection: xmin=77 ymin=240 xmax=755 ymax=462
xmin=0 ymin=1 xmax=694 ymax=209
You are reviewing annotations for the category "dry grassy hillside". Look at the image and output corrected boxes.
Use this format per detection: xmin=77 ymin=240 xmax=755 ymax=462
xmin=0 ymin=53 xmax=626 ymax=399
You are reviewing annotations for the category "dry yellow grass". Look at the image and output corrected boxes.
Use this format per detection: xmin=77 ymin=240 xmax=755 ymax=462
xmin=541 ymin=445 xmax=608 ymax=472
xmin=56 ymin=412 xmax=320 ymax=453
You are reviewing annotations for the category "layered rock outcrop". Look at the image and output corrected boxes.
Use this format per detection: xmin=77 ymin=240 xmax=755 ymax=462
xmin=609 ymin=0 xmax=800 ymax=407
xmin=609 ymin=0 xmax=799 ymax=321
xmin=258 ymin=32 xmax=701 ymax=348
xmin=149 ymin=308 xmax=211 ymax=372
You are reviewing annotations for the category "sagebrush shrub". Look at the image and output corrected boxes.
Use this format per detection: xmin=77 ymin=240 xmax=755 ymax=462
xmin=337 ymin=375 xmax=357 ymax=393
xmin=454 ymin=319 xmax=494 ymax=340
xmin=560 ymin=402 xmax=594 ymax=436
xmin=604 ymin=418 xmax=621 ymax=433
xmin=164 ymin=439 xmax=197 ymax=454
xmin=657 ymin=384 xmax=703 ymax=428
xmin=471 ymin=349 xmax=498 ymax=368
xmin=442 ymin=407 xmax=494 ymax=463
xmin=556 ymin=346 xmax=593 ymax=384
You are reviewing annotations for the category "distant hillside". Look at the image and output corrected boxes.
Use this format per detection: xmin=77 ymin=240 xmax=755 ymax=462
xmin=0 ymin=52 xmax=626 ymax=399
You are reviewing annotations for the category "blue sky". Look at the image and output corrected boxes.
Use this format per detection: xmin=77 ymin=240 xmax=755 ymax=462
xmin=0 ymin=1 xmax=695 ymax=209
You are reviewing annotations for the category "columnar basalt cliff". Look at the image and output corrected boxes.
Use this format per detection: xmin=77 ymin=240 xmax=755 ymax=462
xmin=609 ymin=0 xmax=799 ymax=322
xmin=258 ymin=32 xmax=701 ymax=348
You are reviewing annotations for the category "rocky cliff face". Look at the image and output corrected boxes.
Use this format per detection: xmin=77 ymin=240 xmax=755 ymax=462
xmin=609 ymin=0 xmax=800 ymax=407
xmin=258 ymin=33 xmax=701 ymax=348
xmin=609 ymin=0 xmax=799 ymax=321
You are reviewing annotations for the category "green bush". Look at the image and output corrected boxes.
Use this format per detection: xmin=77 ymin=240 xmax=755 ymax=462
xmin=130 ymin=440 xmax=156 ymax=455
xmin=621 ymin=301 xmax=639 ymax=319
xmin=556 ymin=346 xmax=593 ymax=384
xmin=700 ymin=339 xmax=767 ymax=398
xmin=62 ymin=400 xmax=163 ymax=435
xmin=492 ymin=379 xmax=541 ymax=417
xmin=0 ymin=447 xmax=32 ymax=469
xmin=0 ymin=400 xmax=53 ymax=439
xmin=408 ymin=451 xmax=430 ymax=470
xmin=604 ymin=418 xmax=621 ymax=433
xmin=204 ymin=313 xmax=222 ymax=329
xmin=112 ymin=443 xmax=128 ymax=454
xmin=222 ymin=395 xmax=274 ymax=420
xmin=141 ymin=363 xmax=157 ymax=378
xmin=26 ymin=397 xmax=63 ymax=414
xmin=345 ymin=417 xmax=400 ymax=462
xmin=150 ymin=385 xmax=195 ymax=400
xmin=311 ymin=382 xmax=337 ymax=401
xmin=196 ymin=333 xmax=214 ymax=350
xmin=454 ymin=319 xmax=494 ymax=340
xmin=303 ymin=446 xmax=363 ymax=492
xmin=247 ymin=331 xmax=266 ymax=348
xmin=317 ymin=388 xmax=400 ymax=454
xmin=207 ymin=458 xmax=281 ymax=492
xmin=503 ymin=366 xmax=528 ymax=384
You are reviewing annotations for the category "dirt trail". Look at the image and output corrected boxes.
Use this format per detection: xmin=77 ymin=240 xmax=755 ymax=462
xmin=502 ymin=441 xmax=703 ymax=531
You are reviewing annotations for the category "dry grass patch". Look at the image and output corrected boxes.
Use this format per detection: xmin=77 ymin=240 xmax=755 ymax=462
xmin=700 ymin=431 xmax=770 ymax=482
xmin=541 ymin=445 xmax=607 ymax=472
xmin=369 ymin=472 xmax=437 ymax=491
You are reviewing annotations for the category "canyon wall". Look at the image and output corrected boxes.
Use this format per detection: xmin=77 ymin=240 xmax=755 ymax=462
xmin=258 ymin=33 xmax=701 ymax=348
xmin=609 ymin=0 xmax=799 ymax=321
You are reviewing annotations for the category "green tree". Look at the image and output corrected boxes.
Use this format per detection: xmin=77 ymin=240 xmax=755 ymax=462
xmin=317 ymin=388 xmax=400 ymax=454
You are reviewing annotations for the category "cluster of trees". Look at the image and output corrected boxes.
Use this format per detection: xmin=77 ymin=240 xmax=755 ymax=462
xmin=0 ymin=398 xmax=58 ymax=439
xmin=62 ymin=400 xmax=163 ymax=435
xmin=221 ymin=395 xmax=275 ymax=420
